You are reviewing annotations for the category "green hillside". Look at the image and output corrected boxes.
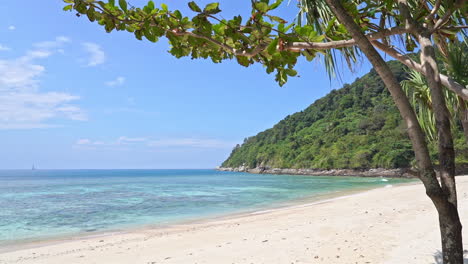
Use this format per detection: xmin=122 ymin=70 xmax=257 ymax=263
xmin=222 ymin=61 xmax=468 ymax=170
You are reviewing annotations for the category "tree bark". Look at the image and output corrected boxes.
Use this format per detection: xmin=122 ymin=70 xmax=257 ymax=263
xmin=399 ymin=0 xmax=463 ymax=259
xmin=397 ymin=0 xmax=458 ymax=205
xmin=371 ymin=41 xmax=468 ymax=101
xmin=460 ymin=101 xmax=468 ymax=143
xmin=325 ymin=0 xmax=463 ymax=263
xmin=418 ymin=32 xmax=458 ymax=207
xmin=324 ymin=0 xmax=437 ymax=187
xmin=438 ymin=201 xmax=464 ymax=264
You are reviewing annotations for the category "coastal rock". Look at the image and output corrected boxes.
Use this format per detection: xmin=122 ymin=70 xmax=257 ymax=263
xmin=218 ymin=167 xmax=416 ymax=178
xmin=218 ymin=165 xmax=468 ymax=178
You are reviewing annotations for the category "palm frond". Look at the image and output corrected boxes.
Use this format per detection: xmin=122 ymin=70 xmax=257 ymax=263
xmin=297 ymin=0 xmax=360 ymax=80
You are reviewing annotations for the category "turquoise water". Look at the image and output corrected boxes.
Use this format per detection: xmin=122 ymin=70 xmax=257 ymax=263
xmin=0 ymin=169 xmax=412 ymax=245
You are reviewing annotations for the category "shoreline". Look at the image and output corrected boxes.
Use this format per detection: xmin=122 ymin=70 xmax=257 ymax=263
xmin=218 ymin=165 xmax=468 ymax=178
xmin=1 ymin=177 xmax=467 ymax=263
xmin=218 ymin=166 xmax=417 ymax=177
xmin=0 ymin=179 xmax=412 ymax=254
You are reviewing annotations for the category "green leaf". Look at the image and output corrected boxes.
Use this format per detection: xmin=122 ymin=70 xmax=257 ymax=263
xmin=268 ymin=15 xmax=286 ymax=24
xmin=147 ymin=1 xmax=155 ymax=10
xmin=278 ymin=22 xmax=293 ymax=33
xmin=278 ymin=23 xmax=285 ymax=32
xmin=109 ymin=0 xmax=115 ymax=7
xmin=188 ymin=1 xmax=202 ymax=12
xmin=204 ymin=3 xmax=220 ymax=14
xmin=307 ymin=31 xmax=324 ymax=42
xmin=134 ymin=29 xmax=143 ymax=40
xmin=236 ymin=56 xmax=250 ymax=67
xmin=276 ymin=69 xmax=287 ymax=86
xmin=267 ymin=38 xmax=278 ymax=55
xmin=213 ymin=23 xmax=226 ymax=35
xmin=174 ymin=10 xmax=182 ymax=19
xmin=63 ymin=5 xmax=72 ymax=11
xmin=161 ymin=3 xmax=168 ymax=11
xmin=269 ymin=0 xmax=283 ymax=10
xmin=285 ymin=68 xmax=297 ymax=76
xmin=119 ymin=0 xmax=127 ymax=12
xmin=104 ymin=18 xmax=115 ymax=32
xmin=144 ymin=27 xmax=157 ymax=42
xmin=87 ymin=7 xmax=96 ymax=21
xmin=254 ymin=2 xmax=268 ymax=13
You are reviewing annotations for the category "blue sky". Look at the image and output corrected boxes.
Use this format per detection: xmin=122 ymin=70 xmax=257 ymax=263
xmin=0 ymin=1 xmax=372 ymax=169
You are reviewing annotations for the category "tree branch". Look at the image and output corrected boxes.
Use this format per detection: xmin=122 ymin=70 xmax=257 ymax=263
xmin=397 ymin=0 xmax=418 ymax=33
xmin=425 ymin=0 xmax=442 ymax=21
xmin=372 ymin=40 xmax=468 ymax=101
xmin=286 ymin=27 xmax=408 ymax=51
xmin=432 ymin=0 xmax=464 ymax=32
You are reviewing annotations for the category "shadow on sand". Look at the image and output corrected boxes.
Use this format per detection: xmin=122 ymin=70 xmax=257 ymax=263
xmin=432 ymin=250 xmax=468 ymax=264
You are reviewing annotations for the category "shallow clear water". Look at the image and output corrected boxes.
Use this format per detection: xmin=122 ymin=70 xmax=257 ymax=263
xmin=0 ymin=169 xmax=412 ymax=245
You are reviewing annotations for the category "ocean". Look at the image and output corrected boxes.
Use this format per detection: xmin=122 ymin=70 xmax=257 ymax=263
xmin=0 ymin=169 xmax=412 ymax=246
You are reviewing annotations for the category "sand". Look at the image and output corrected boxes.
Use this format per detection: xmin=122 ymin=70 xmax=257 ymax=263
xmin=1 ymin=177 xmax=468 ymax=264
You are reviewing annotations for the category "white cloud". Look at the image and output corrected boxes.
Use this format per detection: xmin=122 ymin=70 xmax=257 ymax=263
xmin=19 ymin=36 xmax=70 ymax=62
xmin=0 ymin=37 xmax=86 ymax=130
xmin=118 ymin=136 xmax=147 ymax=144
xmin=76 ymin=139 xmax=104 ymax=145
xmin=8 ymin=25 xmax=15 ymax=31
xmin=82 ymin=42 xmax=105 ymax=66
xmin=76 ymin=139 xmax=91 ymax=145
xmin=0 ymin=92 xmax=85 ymax=129
xmin=74 ymin=137 xmax=234 ymax=149
xmin=0 ymin=59 xmax=44 ymax=92
xmin=25 ymin=50 xmax=52 ymax=59
xmin=0 ymin=44 xmax=10 ymax=51
xmin=33 ymin=36 xmax=70 ymax=50
xmin=105 ymin=76 xmax=125 ymax=87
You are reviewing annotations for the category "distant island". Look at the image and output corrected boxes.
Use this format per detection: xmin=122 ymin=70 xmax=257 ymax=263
xmin=220 ymin=61 xmax=468 ymax=177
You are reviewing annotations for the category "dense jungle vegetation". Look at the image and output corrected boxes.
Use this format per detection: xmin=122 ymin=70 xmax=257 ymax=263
xmin=222 ymin=61 xmax=468 ymax=169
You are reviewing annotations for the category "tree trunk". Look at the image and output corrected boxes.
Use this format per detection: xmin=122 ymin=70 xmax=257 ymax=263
xmin=418 ymin=32 xmax=458 ymax=207
xmin=325 ymin=0 xmax=435 ymax=181
xmin=414 ymin=13 xmax=463 ymax=264
xmin=324 ymin=0 xmax=464 ymax=263
xmin=438 ymin=203 xmax=464 ymax=264
xmin=431 ymin=193 xmax=464 ymax=263
xmin=459 ymin=101 xmax=468 ymax=143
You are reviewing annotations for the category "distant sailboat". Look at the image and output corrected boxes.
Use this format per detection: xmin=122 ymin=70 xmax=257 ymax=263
xmin=32 ymin=164 xmax=36 ymax=170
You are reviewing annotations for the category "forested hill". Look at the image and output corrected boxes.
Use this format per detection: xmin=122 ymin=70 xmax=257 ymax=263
xmin=221 ymin=61 xmax=467 ymax=170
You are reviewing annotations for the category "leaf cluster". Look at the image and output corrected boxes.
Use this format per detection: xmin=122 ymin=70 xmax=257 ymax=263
xmin=63 ymin=0 xmax=325 ymax=85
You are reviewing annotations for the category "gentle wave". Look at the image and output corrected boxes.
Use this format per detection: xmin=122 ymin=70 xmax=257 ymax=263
xmin=0 ymin=169 xmax=413 ymax=245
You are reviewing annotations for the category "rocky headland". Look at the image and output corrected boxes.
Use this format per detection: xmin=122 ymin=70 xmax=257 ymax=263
xmin=218 ymin=165 xmax=468 ymax=178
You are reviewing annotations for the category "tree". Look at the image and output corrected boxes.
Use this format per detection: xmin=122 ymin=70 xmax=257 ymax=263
xmin=402 ymin=40 xmax=468 ymax=144
xmin=443 ymin=39 xmax=468 ymax=142
xmin=63 ymin=0 xmax=468 ymax=262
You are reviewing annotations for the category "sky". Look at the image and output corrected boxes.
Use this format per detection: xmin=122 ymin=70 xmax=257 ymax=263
xmin=0 ymin=1 xmax=372 ymax=169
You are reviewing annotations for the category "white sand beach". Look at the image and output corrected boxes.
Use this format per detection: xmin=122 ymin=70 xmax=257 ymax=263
xmin=1 ymin=177 xmax=468 ymax=264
